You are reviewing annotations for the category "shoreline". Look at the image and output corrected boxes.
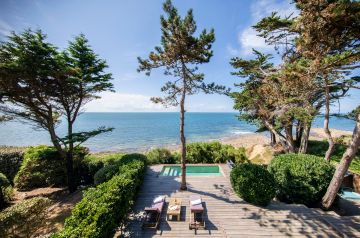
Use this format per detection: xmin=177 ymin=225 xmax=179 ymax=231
xmin=0 ymin=127 xmax=353 ymax=154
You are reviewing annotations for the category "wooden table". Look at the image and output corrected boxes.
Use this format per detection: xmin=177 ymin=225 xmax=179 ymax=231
xmin=167 ymin=198 xmax=182 ymax=221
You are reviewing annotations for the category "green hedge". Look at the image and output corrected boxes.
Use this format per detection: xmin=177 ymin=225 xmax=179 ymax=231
xmin=146 ymin=148 xmax=178 ymax=164
xmin=14 ymin=145 xmax=98 ymax=191
xmin=268 ymin=153 xmax=335 ymax=206
xmin=0 ymin=197 xmax=51 ymax=237
xmin=186 ymin=142 xmax=247 ymax=164
xmin=53 ymin=153 xmax=146 ymax=238
xmin=79 ymin=153 xmax=125 ymax=185
xmin=0 ymin=146 xmax=25 ymax=183
xmin=93 ymin=164 xmax=119 ymax=185
xmin=0 ymin=173 xmax=13 ymax=210
xmin=230 ymin=163 xmax=276 ymax=206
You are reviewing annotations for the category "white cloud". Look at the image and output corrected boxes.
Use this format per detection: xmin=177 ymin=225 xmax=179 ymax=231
xmin=228 ymin=0 xmax=298 ymax=56
xmin=0 ymin=19 xmax=13 ymax=37
xmin=85 ymin=92 xmax=177 ymax=112
xmin=84 ymin=92 xmax=235 ymax=112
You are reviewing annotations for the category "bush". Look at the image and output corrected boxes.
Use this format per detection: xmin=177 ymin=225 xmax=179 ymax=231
xmin=14 ymin=146 xmax=90 ymax=191
xmin=146 ymin=148 xmax=178 ymax=164
xmin=268 ymin=153 xmax=335 ymax=206
xmin=0 ymin=146 xmax=25 ymax=183
xmin=0 ymin=197 xmax=51 ymax=237
xmin=93 ymin=164 xmax=119 ymax=185
xmin=79 ymin=153 xmax=125 ymax=185
xmin=186 ymin=142 xmax=247 ymax=164
xmin=14 ymin=146 xmax=67 ymax=190
xmin=54 ymin=153 xmax=146 ymax=238
xmin=0 ymin=173 xmax=13 ymax=210
xmin=230 ymin=163 xmax=276 ymax=206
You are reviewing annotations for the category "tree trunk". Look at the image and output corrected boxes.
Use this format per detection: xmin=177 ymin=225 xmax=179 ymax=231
xmin=322 ymin=114 xmax=360 ymax=209
xmin=66 ymin=119 xmax=77 ymax=193
xmin=270 ymin=132 xmax=276 ymax=146
xmin=263 ymin=119 xmax=288 ymax=151
xmin=324 ymin=82 xmax=334 ymax=161
xmin=179 ymin=85 xmax=187 ymax=191
xmin=299 ymin=122 xmax=311 ymax=154
xmin=285 ymin=125 xmax=295 ymax=153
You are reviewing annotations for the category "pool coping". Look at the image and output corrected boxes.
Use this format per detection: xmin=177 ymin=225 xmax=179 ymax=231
xmin=157 ymin=163 xmax=226 ymax=177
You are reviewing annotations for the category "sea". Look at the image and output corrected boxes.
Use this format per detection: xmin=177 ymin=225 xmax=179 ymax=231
xmin=0 ymin=112 xmax=355 ymax=152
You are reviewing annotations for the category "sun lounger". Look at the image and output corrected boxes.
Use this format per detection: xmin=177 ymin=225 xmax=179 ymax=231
xmin=226 ymin=159 xmax=235 ymax=168
xmin=189 ymin=195 xmax=205 ymax=230
xmin=142 ymin=196 xmax=165 ymax=229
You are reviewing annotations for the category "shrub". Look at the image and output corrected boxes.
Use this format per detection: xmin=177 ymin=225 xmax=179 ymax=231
xmin=186 ymin=142 xmax=247 ymax=164
xmin=93 ymin=164 xmax=119 ymax=185
xmin=14 ymin=146 xmax=90 ymax=191
xmin=146 ymin=148 xmax=177 ymax=164
xmin=0 ymin=146 xmax=25 ymax=183
xmin=79 ymin=153 xmax=124 ymax=185
xmin=268 ymin=153 xmax=335 ymax=206
xmin=0 ymin=173 xmax=13 ymax=210
xmin=0 ymin=197 xmax=51 ymax=237
xmin=54 ymin=153 xmax=146 ymax=238
xmin=230 ymin=163 xmax=276 ymax=206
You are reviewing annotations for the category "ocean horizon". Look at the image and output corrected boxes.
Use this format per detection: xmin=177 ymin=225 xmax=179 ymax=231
xmin=0 ymin=112 xmax=355 ymax=152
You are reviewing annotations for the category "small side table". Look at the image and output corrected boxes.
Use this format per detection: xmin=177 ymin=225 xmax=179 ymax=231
xmin=167 ymin=198 xmax=182 ymax=221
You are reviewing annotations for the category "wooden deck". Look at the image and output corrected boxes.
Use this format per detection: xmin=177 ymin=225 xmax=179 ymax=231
xmin=119 ymin=164 xmax=360 ymax=237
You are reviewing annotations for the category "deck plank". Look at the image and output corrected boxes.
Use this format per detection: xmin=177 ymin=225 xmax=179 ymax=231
xmin=116 ymin=164 xmax=360 ymax=238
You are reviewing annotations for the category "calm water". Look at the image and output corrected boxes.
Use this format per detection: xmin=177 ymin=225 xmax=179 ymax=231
xmin=0 ymin=113 xmax=355 ymax=152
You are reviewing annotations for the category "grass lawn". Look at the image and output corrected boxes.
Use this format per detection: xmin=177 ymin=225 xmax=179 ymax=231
xmin=307 ymin=140 xmax=360 ymax=174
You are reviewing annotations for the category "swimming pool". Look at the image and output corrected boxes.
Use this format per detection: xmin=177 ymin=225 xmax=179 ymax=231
xmin=160 ymin=165 xmax=222 ymax=176
xmin=340 ymin=190 xmax=360 ymax=200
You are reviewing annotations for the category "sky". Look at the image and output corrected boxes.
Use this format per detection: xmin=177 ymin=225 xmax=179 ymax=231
xmin=0 ymin=0 xmax=359 ymax=113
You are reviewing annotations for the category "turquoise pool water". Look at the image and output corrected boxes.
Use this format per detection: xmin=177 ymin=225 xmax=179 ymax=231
xmin=160 ymin=165 xmax=222 ymax=176
xmin=340 ymin=191 xmax=360 ymax=200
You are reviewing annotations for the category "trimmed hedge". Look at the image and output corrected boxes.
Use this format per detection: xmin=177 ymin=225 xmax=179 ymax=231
xmin=79 ymin=153 xmax=125 ymax=185
xmin=0 ymin=173 xmax=13 ymax=210
xmin=0 ymin=197 xmax=51 ymax=237
xmin=0 ymin=146 xmax=25 ymax=183
xmin=14 ymin=145 xmax=93 ymax=191
xmin=93 ymin=164 xmax=119 ymax=185
xmin=53 ymin=153 xmax=146 ymax=238
xmin=146 ymin=148 xmax=178 ymax=164
xmin=230 ymin=163 xmax=276 ymax=206
xmin=14 ymin=146 xmax=67 ymax=190
xmin=268 ymin=153 xmax=335 ymax=206
xmin=186 ymin=142 xmax=247 ymax=164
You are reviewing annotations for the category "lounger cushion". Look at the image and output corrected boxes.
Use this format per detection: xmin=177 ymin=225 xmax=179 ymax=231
xmin=190 ymin=198 xmax=202 ymax=206
xmin=153 ymin=196 xmax=165 ymax=204
xmin=153 ymin=201 xmax=164 ymax=211
xmin=190 ymin=203 xmax=204 ymax=211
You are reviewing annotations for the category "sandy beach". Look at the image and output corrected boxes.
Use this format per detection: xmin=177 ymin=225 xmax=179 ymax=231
xmin=216 ymin=127 xmax=353 ymax=149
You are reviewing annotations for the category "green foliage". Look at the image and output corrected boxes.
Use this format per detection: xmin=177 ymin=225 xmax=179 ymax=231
xmin=14 ymin=145 xmax=90 ymax=191
xmin=268 ymin=153 xmax=335 ymax=206
xmin=93 ymin=165 xmax=119 ymax=185
xmin=230 ymin=163 xmax=276 ymax=206
xmin=0 ymin=146 xmax=25 ymax=183
xmin=146 ymin=148 xmax=178 ymax=164
xmin=54 ymin=153 xmax=146 ymax=238
xmin=14 ymin=146 xmax=66 ymax=191
xmin=307 ymin=140 xmax=360 ymax=174
xmin=0 ymin=197 xmax=51 ymax=237
xmin=0 ymin=173 xmax=13 ymax=209
xmin=186 ymin=142 xmax=247 ymax=164
xmin=79 ymin=153 xmax=125 ymax=185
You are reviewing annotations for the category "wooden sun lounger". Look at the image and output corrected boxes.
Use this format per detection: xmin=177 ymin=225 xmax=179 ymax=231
xmin=189 ymin=195 xmax=206 ymax=230
xmin=142 ymin=197 xmax=165 ymax=229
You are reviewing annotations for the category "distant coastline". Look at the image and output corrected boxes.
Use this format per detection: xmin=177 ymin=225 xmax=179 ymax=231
xmin=0 ymin=112 xmax=355 ymax=152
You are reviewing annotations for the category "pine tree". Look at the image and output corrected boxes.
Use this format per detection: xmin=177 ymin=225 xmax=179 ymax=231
xmin=138 ymin=0 xmax=225 ymax=190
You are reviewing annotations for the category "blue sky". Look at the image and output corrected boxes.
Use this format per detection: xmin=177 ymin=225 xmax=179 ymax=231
xmin=0 ymin=0 xmax=359 ymax=113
